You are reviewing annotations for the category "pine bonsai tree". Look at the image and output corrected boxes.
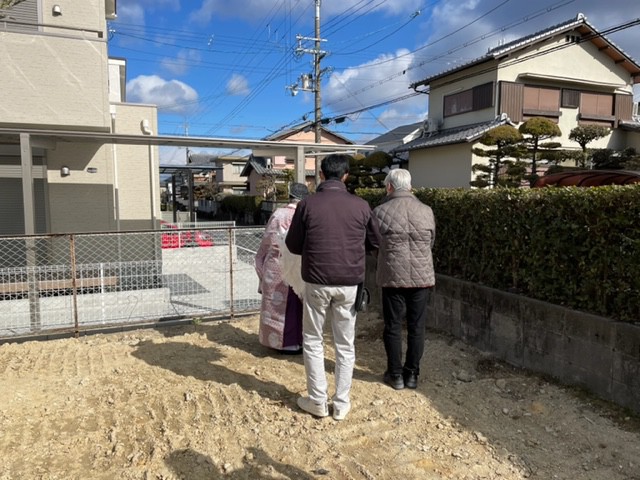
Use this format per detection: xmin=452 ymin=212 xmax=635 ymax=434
xmin=471 ymin=125 xmax=525 ymax=188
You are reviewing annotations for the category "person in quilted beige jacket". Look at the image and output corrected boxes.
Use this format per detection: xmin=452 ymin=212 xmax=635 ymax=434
xmin=373 ymin=168 xmax=435 ymax=391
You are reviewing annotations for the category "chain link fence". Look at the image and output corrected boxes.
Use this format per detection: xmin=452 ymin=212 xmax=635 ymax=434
xmin=0 ymin=226 xmax=265 ymax=339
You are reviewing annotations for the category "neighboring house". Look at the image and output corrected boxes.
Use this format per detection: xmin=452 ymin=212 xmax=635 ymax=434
xmin=365 ymin=121 xmax=424 ymax=167
xmin=0 ymin=0 xmax=160 ymax=234
xmin=395 ymin=13 xmax=640 ymax=188
xmin=366 ymin=122 xmax=424 ymax=153
xmin=189 ymin=153 xmax=248 ymax=195
xmin=240 ymin=155 xmax=289 ymax=196
xmin=248 ymin=122 xmax=355 ymax=192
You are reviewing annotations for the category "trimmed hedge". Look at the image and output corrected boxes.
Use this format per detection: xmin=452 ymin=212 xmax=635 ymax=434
xmin=221 ymin=195 xmax=263 ymax=216
xmin=357 ymin=186 xmax=640 ymax=322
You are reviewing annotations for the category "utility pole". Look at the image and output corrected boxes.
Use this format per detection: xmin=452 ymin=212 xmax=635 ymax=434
xmin=287 ymin=0 xmax=328 ymax=186
xmin=313 ymin=0 xmax=322 ymax=185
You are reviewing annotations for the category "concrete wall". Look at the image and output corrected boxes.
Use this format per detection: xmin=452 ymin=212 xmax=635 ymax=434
xmin=364 ymin=259 xmax=640 ymax=414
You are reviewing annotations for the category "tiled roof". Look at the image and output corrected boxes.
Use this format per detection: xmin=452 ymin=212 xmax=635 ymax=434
xmin=366 ymin=122 xmax=424 ymax=146
xmin=618 ymin=120 xmax=640 ymax=132
xmin=240 ymin=156 xmax=283 ymax=177
xmin=263 ymin=121 xmax=354 ymax=145
xmin=263 ymin=121 xmax=314 ymax=141
xmin=188 ymin=153 xmax=216 ymax=165
xmin=393 ymin=115 xmax=512 ymax=153
xmin=411 ymin=14 xmax=640 ymax=89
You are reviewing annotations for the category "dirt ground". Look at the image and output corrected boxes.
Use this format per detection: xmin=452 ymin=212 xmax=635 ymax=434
xmin=0 ymin=311 xmax=639 ymax=480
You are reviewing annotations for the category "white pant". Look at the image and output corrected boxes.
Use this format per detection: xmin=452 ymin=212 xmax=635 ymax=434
xmin=302 ymin=283 xmax=358 ymax=410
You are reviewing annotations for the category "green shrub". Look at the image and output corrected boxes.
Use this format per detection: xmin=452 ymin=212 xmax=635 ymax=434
xmin=361 ymin=186 xmax=640 ymax=322
xmin=221 ymin=195 xmax=263 ymax=215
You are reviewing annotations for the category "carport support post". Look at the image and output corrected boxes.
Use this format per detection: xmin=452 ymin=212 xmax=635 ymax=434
xmin=188 ymin=170 xmax=195 ymax=223
xmin=20 ymin=133 xmax=41 ymax=331
xmin=171 ymin=175 xmax=178 ymax=223
xmin=295 ymin=146 xmax=305 ymax=184
xmin=20 ymin=134 xmax=35 ymax=235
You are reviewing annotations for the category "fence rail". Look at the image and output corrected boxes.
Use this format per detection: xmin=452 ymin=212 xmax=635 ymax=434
xmin=0 ymin=226 xmax=264 ymax=340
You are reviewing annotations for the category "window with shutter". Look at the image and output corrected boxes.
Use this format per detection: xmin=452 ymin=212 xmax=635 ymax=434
xmin=443 ymin=82 xmax=494 ymax=117
xmin=523 ymin=86 xmax=560 ymax=118
xmin=579 ymin=92 xmax=614 ymax=124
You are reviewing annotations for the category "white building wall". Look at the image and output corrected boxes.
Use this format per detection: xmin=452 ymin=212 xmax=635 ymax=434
xmin=496 ymin=35 xmax=634 ymax=150
xmin=409 ymin=143 xmax=475 ymax=189
xmin=46 ymin=141 xmax=115 ymax=233
xmin=0 ymin=0 xmax=110 ymax=130
xmin=497 ymin=37 xmax=633 ymax=96
xmin=43 ymin=109 xmax=160 ymax=235
xmin=623 ymin=130 xmax=640 ymax=152
xmin=429 ymin=64 xmax=499 ymax=130
xmin=111 ymin=103 xmax=160 ymax=230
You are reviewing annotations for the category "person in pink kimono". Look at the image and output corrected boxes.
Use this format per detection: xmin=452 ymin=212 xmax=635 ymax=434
xmin=255 ymin=182 xmax=309 ymax=354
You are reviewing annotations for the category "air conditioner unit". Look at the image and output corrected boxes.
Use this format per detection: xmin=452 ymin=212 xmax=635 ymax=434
xmin=423 ymin=118 xmax=443 ymax=133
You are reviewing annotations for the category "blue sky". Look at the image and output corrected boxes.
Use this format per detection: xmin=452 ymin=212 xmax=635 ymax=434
xmin=107 ymin=0 xmax=640 ymax=163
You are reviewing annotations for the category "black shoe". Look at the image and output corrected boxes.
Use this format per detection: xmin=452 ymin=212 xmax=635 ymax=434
xmin=403 ymin=372 xmax=418 ymax=389
xmin=383 ymin=372 xmax=404 ymax=390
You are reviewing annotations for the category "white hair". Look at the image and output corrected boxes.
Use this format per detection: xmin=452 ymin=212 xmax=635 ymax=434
xmin=384 ymin=168 xmax=412 ymax=191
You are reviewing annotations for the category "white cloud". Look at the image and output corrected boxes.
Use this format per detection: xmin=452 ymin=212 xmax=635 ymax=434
xmin=226 ymin=74 xmax=250 ymax=96
xmin=114 ymin=0 xmax=180 ymax=25
xmin=115 ymin=3 xmax=145 ymax=26
xmin=126 ymin=75 xmax=199 ymax=114
xmin=323 ymin=0 xmax=423 ymax=16
xmin=190 ymin=0 xmax=423 ymax=24
xmin=322 ymin=49 xmax=427 ymax=133
xmin=161 ymin=50 xmax=202 ymax=76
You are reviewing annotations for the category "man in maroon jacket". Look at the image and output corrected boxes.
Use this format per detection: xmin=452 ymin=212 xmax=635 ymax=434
xmin=286 ymin=154 xmax=380 ymax=421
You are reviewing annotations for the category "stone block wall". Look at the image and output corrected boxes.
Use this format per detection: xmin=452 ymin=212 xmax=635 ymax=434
xmin=365 ymin=257 xmax=640 ymax=414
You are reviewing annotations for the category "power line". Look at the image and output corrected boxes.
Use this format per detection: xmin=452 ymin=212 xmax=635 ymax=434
xmin=334 ymin=9 xmax=422 ymax=56
xmin=322 ymin=0 xmax=577 ymax=111
xmin=290 ymin=15 xmax=640 ymax=136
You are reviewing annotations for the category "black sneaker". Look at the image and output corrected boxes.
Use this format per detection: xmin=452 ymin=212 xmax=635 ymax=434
xmin=403 ymin=372 xmax=418 ymax=389
xmin=383 ymin=372 xmax=404 ymax=390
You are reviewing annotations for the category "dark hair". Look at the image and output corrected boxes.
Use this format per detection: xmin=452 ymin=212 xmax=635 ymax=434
xmin=321 ymin=154 xmax=351 ymax=180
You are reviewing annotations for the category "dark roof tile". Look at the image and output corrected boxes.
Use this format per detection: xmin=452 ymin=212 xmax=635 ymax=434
xmin=393 ymin=115 xmax=511 ymax=153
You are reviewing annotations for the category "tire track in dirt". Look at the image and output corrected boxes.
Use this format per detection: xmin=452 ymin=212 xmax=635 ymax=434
xmin=1 ymin=317 xmax=639 ymax=479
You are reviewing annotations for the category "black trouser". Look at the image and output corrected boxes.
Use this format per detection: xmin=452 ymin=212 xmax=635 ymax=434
xmin=381 ymin=287 xmax=430 ymax=376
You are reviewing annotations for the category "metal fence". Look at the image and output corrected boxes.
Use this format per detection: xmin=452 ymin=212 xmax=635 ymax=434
xmin=0 ymin=226 xmax=265 ymax=339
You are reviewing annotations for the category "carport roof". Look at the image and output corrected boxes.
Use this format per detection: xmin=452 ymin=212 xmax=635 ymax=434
xmin=0 ymin=127 xmax=375 ymax=154
xmin=159 ymin=165 xmax=219 ymax=175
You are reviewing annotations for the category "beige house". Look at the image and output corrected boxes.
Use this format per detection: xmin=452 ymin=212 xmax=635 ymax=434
xmin=187 ymin=153 xmax=248 ymax=195
xmin=396 ymin=14 xmax=640 ymax=188
xmin=247 ymin=123 xmax=355 ymax=193
xmin=0 ymin=0 xmax=160 ymax=234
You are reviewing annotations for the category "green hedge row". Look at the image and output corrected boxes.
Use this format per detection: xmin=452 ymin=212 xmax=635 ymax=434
xmin=357 ymin=186 xmax=640 ymax=322
xmin=221 ymin=195 xmax=263 ymax=215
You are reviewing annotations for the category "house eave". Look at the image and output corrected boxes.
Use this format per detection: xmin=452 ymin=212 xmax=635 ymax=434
xmin=393 ymin=115 xmax=513 ymax=154
xmin=410 ymin=14 xmax=640 ymax=90
xmin=517 ymin=72 xmax=628 ymax=91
